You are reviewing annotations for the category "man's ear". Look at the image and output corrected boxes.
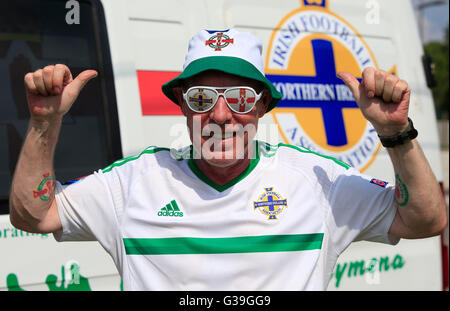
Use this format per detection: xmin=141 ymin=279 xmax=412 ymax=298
xmin=173 ymin=85 xmax=188 ymax=116
xmin=257 ymin=90 xmax=271 ymax=118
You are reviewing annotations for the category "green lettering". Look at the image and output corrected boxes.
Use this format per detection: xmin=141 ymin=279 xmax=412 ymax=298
xmin=348 ymin=260 xmax=365 ymax=277
xmin=6 ymin=274 xmax=25 ymax=291
xmin=335 ymin=263 xmax=347 ymax=287
xmin=379 ymin=256 xmax=390 ymax=271
xmin=392 ymin=254 xmax=405 ymax=269
xmin=11 ymin=229 xmax=18 ymax=238
xmin=366 ymin=258 xmax=378 ymax=273
xmin=331 ymin=254 xmax=407 ymax=288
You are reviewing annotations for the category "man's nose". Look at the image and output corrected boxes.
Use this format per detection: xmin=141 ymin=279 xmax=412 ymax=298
xmin=209 ymin=95 xmax=232 ymax=124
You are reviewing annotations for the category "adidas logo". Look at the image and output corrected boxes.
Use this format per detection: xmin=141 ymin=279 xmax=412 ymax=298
xmin=157 ymin=200 xmax=183 ymax=217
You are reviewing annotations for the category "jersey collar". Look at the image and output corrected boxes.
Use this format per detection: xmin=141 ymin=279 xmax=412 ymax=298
xmin=187 ymin=141 xmax=260 ymax=192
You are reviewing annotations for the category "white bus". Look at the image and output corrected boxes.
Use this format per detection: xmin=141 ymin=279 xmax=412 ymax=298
xmin=0 ymin=0 xmax=447 ymax=290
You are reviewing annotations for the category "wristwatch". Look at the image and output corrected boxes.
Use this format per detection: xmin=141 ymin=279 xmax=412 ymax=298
xmin=378 ymin=118 xmax=418 ymax=148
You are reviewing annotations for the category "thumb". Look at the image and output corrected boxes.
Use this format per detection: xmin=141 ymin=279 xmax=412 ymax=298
xmin=337 ymin=71 xmax=360 ymax=102
xmin=64 ymin=69 xmax=98 ymax=99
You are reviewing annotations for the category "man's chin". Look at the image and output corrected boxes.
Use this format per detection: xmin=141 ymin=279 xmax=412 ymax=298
xmin=200 ymin=150 xmax=243 ymax=168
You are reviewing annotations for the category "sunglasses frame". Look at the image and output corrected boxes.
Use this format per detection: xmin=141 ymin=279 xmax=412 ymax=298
xmin=182 ymin=86 xmax=263 ymax=114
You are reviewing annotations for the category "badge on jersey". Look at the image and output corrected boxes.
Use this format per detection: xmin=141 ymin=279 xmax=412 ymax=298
xmin=61 ymin=175 xmax=88 ymax=185
xmin=253 ymin=188 xmax=288 ymax=220
xmin=265 ymin=0 xmax=397 ymax=172
xmin=370 ymin=178 xmax=388 ymax=188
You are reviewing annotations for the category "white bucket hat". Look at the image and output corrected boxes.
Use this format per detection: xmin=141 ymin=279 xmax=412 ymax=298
xmin=162 ymin=28 xmax=282 ymax=112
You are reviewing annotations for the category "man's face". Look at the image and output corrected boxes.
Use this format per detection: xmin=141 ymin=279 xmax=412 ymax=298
xmin=173 ymin=70 xmax=270 ymax=168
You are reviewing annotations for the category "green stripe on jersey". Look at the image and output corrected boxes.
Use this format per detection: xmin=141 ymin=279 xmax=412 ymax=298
xmin=259 ymin=142 xmax=351 ymax=170
xmin=102 ymin=146 xmax=193 ymax=173
xmin=123 ymin=233 xmax=324 ymax=255
xmin=102 ymin=146 xmax=170 ymax=173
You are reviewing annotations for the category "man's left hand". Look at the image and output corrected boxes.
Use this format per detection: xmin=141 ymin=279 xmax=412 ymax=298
xmin=337 ymin=68 xmax=410 ymax=136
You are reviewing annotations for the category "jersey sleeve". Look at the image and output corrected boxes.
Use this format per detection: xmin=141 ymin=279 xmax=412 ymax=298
xmin=326 ymin=166 xmax=400 ymax=255
xmin=52 ymin=168 xmax=123 ymax=254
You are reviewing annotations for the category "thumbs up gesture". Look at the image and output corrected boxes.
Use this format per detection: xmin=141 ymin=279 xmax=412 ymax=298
xmin=24 ymin=64 xmax=98 ymax=122
xmin=337 ymin=68 xmax=411 ymax=136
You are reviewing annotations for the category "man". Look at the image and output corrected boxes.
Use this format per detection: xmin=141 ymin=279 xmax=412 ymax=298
xmin=9 ymin=29 xmax=446 ymax=290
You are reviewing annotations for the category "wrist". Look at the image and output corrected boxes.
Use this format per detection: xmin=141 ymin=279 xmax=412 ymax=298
xmin=374 ymin=121 xmax=410 ymax=137
xmin=30 ymin=116 xmax=63 ymax=130
xmin=377 ymin=118 xmax=418 ymax=148
xmin=29 ymin=117 xmax=63 ymax=143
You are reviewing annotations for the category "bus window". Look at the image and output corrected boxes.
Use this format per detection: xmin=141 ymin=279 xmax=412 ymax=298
xmin=0 ymin=0 xmax=121 ymax=214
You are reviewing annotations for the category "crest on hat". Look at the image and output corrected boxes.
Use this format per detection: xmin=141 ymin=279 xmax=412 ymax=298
xmin=205 ymin=32 xmax=234 ymax=51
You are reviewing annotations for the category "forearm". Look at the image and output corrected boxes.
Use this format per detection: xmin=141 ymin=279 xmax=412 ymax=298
xmin=9 ymin=118 xmax=62 ymax=230
xmin=387 ymin=139 xmax=447 ymax=235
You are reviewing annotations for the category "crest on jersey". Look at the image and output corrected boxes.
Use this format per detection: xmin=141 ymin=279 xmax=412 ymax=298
xmin=253 ymin=188 xmax=288 ymax=220
xmin=265 ymin=0 xmax=396 ymax=172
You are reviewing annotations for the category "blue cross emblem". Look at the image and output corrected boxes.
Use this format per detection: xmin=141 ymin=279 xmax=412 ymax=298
xmin=266 ymin=39 xmax=362 ymax=147
xmin=254 ymin=188 xmax=287 ymax=220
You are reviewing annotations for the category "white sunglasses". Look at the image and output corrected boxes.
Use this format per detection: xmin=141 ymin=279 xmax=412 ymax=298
xmin=182 ymin=86 xmax=263 ymax=114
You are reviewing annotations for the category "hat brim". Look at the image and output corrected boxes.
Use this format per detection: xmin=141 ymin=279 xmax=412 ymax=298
xmin=161 ymin=56 xmax=282 ymax=113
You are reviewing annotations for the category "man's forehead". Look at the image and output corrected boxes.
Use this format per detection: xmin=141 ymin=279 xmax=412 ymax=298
xmin=183 ymin=70 xmax=263 ymax=89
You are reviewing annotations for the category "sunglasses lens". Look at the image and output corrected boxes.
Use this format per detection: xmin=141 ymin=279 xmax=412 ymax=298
xmin=225 ymin=88 xmax=257 ymax=113
xmin=186 ymin=88 xmax=217 ymax=112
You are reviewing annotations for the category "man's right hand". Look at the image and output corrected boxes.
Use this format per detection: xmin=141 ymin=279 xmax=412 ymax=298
xmin=10 ymin=65 xmax=97 ymax=234
xmin=24 ymin=64 xmax=98 ymax=122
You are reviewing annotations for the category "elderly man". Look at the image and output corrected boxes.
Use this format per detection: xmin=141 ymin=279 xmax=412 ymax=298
xmin=9 ymin=29 xmax=446 ymax=290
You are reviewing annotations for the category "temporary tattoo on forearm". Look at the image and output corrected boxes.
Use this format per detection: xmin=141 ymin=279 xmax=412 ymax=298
xmin=33 ymin=173 xmax=55 ymax=201
xmin=394 ymin=173 xmax=409 ymax=206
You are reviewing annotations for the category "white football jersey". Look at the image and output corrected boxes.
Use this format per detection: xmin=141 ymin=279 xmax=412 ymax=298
xmin=54 ymin=141 xmax=399 ymax=290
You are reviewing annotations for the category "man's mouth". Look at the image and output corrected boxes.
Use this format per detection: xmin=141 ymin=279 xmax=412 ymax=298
xmin=205 ymin=131 xmax=237 ymax=140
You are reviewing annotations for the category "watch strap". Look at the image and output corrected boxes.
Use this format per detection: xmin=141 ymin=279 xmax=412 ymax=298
xmin=378 ymin=118 xmax=418 ymax=148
